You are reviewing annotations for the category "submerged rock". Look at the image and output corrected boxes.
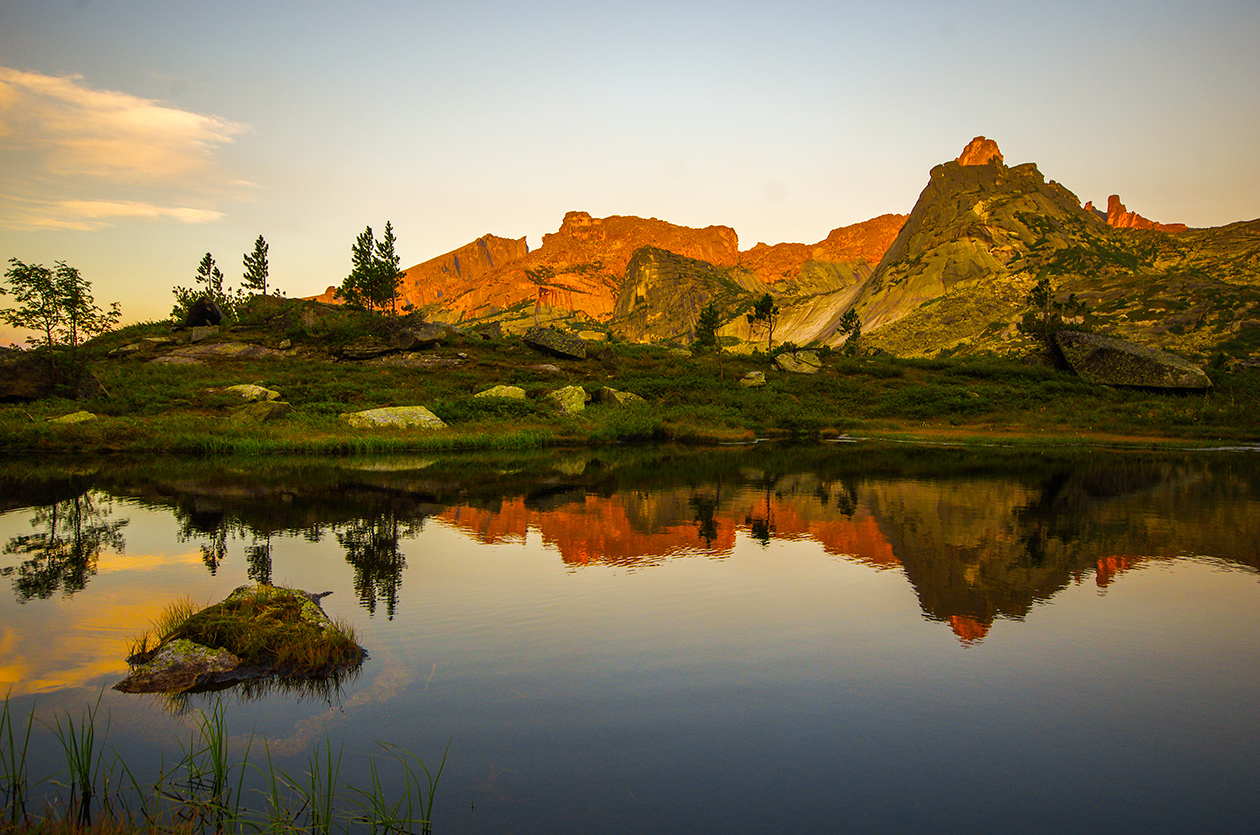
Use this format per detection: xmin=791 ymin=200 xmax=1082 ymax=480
xmin=1055 ymin=331 xmax=1212 ymax=389
xmin=115 ymin=585 xmax=364 ymax=695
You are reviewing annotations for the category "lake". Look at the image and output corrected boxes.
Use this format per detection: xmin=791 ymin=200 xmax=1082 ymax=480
xmin=2 ymin=441 xmax=1259 ymax=833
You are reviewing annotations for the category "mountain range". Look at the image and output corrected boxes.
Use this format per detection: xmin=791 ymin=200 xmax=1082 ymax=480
xmin=315 ymin=137 xmax=1260 ymax=360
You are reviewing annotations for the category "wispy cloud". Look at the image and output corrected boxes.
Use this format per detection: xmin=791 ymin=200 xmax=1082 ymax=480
xmin=0 ymin=196 xmax=224 ymax=231
xmin=0 ymin=67 xmax=247 ymax=229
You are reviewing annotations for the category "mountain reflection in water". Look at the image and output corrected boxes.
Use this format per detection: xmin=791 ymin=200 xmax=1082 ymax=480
xmin=3 ymin=442 xmax=1260 ymax=834
xmin=3 ymin=444 xmax=1257 ymax=643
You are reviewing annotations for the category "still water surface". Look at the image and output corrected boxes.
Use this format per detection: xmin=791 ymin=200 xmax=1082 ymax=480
xmin=1 ymin=443 xmax=1259 ymax=833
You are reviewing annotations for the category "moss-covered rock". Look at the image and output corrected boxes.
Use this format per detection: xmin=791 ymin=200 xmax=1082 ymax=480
xmin=1055 ymin=330 xmax=1212 ymax=389
xmin=114 ymin=585 xmax=365 ymax=695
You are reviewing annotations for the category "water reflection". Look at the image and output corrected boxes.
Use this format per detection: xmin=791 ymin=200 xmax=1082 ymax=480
xmin=2 ymin=445 xmax=1258 ymax=645
xmin=2 ymin=492 xmax=126 ymax=601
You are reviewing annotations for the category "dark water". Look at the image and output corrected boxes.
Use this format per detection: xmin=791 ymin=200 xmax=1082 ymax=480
xmin=2 ymin=442 xmax=1259 ymax=833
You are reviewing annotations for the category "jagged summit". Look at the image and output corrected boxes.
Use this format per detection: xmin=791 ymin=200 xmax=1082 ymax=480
xmin=1082 ymin=194 xmax=1189 ymax=232
xmin=956 ymin=136 xmax=1004 ymax=167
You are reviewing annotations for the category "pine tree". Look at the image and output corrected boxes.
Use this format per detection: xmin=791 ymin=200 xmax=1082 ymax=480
xmin=746 ymin=293 xmax=779 ymax=351
xmin=374 ymin=221 xmax=403 ymax=315
xmin=337 ymin=226 xmax=377 ymax=309
xmin=837 ymin=308 xmax=861 ymax=356
xmin=241 ymin=235 xmax=269 ymax=295
xmin=695 ymin=301 xmax=721 ymax=349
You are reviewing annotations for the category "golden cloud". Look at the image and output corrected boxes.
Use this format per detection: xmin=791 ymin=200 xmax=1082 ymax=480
xmin=0 ymin=67 xmax=247 ymax=230
xmin=0 ymin=67 xmax=247 ymax=182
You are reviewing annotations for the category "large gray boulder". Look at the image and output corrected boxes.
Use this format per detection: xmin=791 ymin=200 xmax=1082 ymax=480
xmin=340 ymin=406 xmax=448 ymax=429
xmin=1055 ymin=331 xmax=1212 ymax=389
xmin=597 ymin=386 xmax=646 ymax=406
xmin=774 ymin=351 xmax=822 ymax=374
xmin=475 ymin=385 xmax=527 ymax=399
xmin=524 ymin=327 xmax=587 ymax=360
xmin=546 ymin=385 xmax=590 ymax=415
xmin=390 ymin=323 xmax=447 ymax=351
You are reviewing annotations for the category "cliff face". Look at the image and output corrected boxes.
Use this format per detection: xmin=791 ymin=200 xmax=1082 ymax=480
xmin=397 ymin=234 xmax=529 ymax=309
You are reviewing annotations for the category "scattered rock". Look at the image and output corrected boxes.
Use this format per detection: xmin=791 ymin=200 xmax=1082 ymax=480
xmin=48 ymin=411 xmax=97 ymax=424
xmin=230 ymin=401 xmax=292 ymax=423
xmin=475 ymin=385 xmax=527 ymax=399
xmin=160 ymin=342 xmax=287 ymax=361
xmin=369 ymin=354 xmax=462 ymax=368
xmin=667 ymin=348 xmax=693 ymax=358
xmin=740 ymin=371 xmax=767 ymax=388
xmin=1055 ymin=331 xmax=1212 ymax=389
xmin=190 ymin=325 xmax=219 ymax=343
xmin=532 ymin=363 xmax=562 ymax=374
xmin=774 ymin=351 xmax=823 ymax=374
xmin=225 ymin=384 xmax=281 ymax=402
xmin=278 ymin=339 xmax=293 ymax=350
xmin=337 ymin=338 xmax=395 ymax=361
xmin=578 ymin=330 xmax=607 ymax=342
xmin=340 ymin=406 xmax=448 ymax=429
xmin=598 ymin=386 xmax=645 ymax=405
xmin=524 ymin=326 xmax=587 ymax=360
xmin=148 ymin=356 xmax=203 ymax=366
xmin=473 ymin=321 xmax=503 ymax=341
xmin=390 ymin=323 xmax=447 ymax=351
xmin=546 ymin=385 xmax=590 ymax=415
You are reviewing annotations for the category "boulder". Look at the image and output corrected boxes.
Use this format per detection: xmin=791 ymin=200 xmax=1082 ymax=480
xmin=0 ymin=350 xmax=58 ymax=402
xmin=524 ymin=326 xmax=587 ymax=360
xmin=390 ymin=323 xmax=447 ymax=351
xmin=546 ymin=385 xmax=590 ymax=415
xmin=337 ymin=338 xmax=395 ymax=361
xmin=667 ymin=348 xmax=693 ymax=358
xmin=189 ymin=325 xmax=219 ymax=343
xmin=774 ymin=351 xmax=823 ymax=374
xmin=159 ymin=342 xmax=287 ymax=361
xmin=114 ymin=585 xmax=364 ymax=695
xmin=740 ymin=371 xmax=767 ymax=388
xmin=182 ymin=297 xmax=224 ymax=328
xmin=532 ymin=363 xmax=562 ymax=374
xmin=473 ymin=321 xmax=503 ymax=341
xmin=225 ymin=384 xmax=281 ymax=402
xmin=1055 ymin=331 xmax=1212 ymax=389
xmin=475 ymin=385 xmax=527 ymax=399
xmin=340 ymin=406 xmax=448 ymax=429
xmin=48 ymin=411 xmax=97 ymax=424
xmin=598 ymin=387 xmax=646 ymax=406
xmin=114 ymin=639 xmax=242 ymax=694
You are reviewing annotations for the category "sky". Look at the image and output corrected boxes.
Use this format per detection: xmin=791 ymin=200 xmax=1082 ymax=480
xmin=2 ymin=0 xmax=1258 ymax=341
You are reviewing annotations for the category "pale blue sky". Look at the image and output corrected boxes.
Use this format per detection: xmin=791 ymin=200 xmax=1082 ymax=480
xmin=2 ymin=0 xmax=1258 ymax=336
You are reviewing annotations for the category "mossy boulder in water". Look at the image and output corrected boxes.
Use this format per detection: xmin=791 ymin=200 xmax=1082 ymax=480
xmin=114 ymin=585 xmax=366 ymax=694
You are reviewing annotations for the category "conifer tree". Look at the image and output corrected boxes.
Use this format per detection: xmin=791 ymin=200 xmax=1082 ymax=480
xmin=241 ymin=235 xmax=270 ymax=295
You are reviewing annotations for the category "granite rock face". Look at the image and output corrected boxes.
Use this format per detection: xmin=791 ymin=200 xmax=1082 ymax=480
xmin=1055 ymin=330 xmax=1211 ymax=389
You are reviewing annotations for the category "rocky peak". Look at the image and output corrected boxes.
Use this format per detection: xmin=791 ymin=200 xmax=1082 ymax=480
xmin=956 ymin=136 xmax=1004 ymax=167
xmin=1093 ymin=194 xmax=1188 ymax=232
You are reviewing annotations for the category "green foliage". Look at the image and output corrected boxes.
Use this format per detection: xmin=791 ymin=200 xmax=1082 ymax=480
xmin=746 ymin=292 xmax=780 ymax=350
xmin=694 ymin=301 xmax=721 ymax=349
xmin=2 ymin=258 xmax=121 ymax=369
xmin=837 ymin=308 xmax=862 ymax=356
xmin=1016 ymin=273 xmax=1090 ymax=351
xmin=339 ymin=222 xmax=405 ymax=313
xmin=171 ymin=252 xmax=245 ymax=321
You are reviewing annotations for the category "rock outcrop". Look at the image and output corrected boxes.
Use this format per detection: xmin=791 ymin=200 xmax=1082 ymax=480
xmin=956 ymin=136 xmax=1004 ymax=167
xmin=1054 ymin=330 xmax=1211 ymax=389
xmin=1089 ymin=194 xmax=1189 ymax=232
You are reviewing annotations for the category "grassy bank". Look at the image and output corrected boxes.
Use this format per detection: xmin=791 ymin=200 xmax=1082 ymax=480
xmin=3 ymin=317 xmax=1257 ymax=453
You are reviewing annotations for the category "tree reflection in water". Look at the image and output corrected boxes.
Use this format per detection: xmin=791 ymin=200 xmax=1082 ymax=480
xmin=1 ymin=492 xmax=127 ymax=601
xmin=337 ymin=511 xmax=420 ymax=619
